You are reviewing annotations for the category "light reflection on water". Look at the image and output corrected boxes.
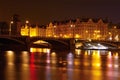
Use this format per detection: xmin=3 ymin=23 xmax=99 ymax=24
xmin=1 ymin=48 xmax=120 ymax=80
xmin=5 ymin=51 xmax=15 ymax=65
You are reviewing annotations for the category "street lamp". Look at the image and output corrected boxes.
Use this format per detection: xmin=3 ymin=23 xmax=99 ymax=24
xmin=53 ymin=26 xmax=56 ymax=38
xmin=70 ymin=24 xmax=75 ymax=38
xmin=26 ymin=20 xmax=29 ymax=24
xmin=9 ymin=21 xmax=13 ymax=36
xmin=25 ymin=20 xmax=30 ymax=36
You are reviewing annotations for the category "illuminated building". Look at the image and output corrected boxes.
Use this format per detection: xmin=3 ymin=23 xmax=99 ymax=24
xmin=21 ymin=21 xmax=46 ymax=37
xmin=29 ymin=26 xmax=38 ymax=37
xmin=108 ymin=25 xmax=120 ymax=41
xmin=38 ymin=25 xmax=46 ymax=37
xmin=20 ymin=18 xmax=120 ymax=41
xmin=21 ymin=20 xmax=29 ymax=36
xmin=46 ymin=22 xmax=55 ymax=37
xmin=46 ymin=18 xmax=108 ymax=40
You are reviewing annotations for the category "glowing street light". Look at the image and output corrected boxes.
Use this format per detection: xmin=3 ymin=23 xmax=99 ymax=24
xmin=26 ymin=20 xmax=29 ymax=24
xmin=9 ymin=21 xmax=13 ymax=36
xmin=70 ymin=24 xmax=75 ymax=38
xmin=25 ymin=20 xmax=30 ymax=36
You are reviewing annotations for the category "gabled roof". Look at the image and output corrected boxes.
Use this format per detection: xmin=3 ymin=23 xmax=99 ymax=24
xmin=52 ymin=18 xmax=109 ymax=25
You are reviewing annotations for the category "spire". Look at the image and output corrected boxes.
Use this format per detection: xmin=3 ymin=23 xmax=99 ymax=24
xmin=98 ymin=19 xmax=103 ymax=23
xmin=88 ymin=18 xmax=93 ymax=23
xmin=49 ymin=22 xmax=53 ymax=28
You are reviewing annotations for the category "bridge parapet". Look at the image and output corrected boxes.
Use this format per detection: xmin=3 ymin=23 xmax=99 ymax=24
xmin=75 ymin=39 xmax=120 ymax=49
xmin=1 ymin=35 xmax=120 ymax=51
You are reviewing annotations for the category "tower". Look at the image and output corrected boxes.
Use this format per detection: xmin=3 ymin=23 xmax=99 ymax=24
xmin=10 ymin=14 xmax=21 ymax=35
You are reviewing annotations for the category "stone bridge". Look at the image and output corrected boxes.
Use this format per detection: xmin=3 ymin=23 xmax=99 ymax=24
xmin=0 ymin=35 xmax=28 ymax=51
xmin=0 ymin=35 xmax=74 ymax=51
xmin=75 ymin=39 xmax=120 ymax=50
xmin=0 ymin=35 xmax=120 ymax=51
xmin=29 ymin=37 xmax=72 ymax=50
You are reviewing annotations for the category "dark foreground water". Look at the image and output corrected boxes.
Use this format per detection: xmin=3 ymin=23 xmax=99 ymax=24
xmin=0 ymin=48 xmax=120 ymax=80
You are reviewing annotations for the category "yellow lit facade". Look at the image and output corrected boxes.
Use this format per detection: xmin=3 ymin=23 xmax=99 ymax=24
xmin=46 ymin=22 xmax=54 ymax=37
xmin=46 ymin=18 xmax=108 ymax=40
xmin=20 ymin=18 xmax=120 ymax=41
xmin=29 ymin=27 xmax=38 ymax=37
xmin=21 ymin=25 xmax=29 ymax=36
xmin=108 ymin=26 xmax=120 ymax=41
xmin=21 ymin=22 xmax=46 ymax=37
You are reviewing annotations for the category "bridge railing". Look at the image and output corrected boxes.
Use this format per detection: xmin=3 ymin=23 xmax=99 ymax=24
xmin=1 ymin=34 xmax=120 ymax=43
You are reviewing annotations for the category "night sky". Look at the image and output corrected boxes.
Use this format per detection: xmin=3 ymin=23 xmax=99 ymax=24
xmin=0 ymin=0 xmax=120 ymax=24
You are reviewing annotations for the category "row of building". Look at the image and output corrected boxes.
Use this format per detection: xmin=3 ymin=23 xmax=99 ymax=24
xmin=0 ymin=18 xmax=119 ymax=41
xmin=20 ymin=18 xmax=120 ymax=41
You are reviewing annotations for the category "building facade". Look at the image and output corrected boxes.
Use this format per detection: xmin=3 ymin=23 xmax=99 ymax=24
xmin=0 ymin=22 xmax=9 ymax=35
xmin=21 ymin=21 xmax=46 ymax=37
xmin=10 ymin=14 xmax=21 ymax=35
xmin=107 ymin=26 xmax=120 ymax=41
xmin=20 ymin=18 xmax=120 ymax=41
xmin=46 ymin=18 xmax=109 ymax=40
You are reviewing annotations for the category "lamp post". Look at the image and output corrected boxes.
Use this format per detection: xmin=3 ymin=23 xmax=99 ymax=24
xmin=53 ymin=25 xmax=56 ymax=38
xmin=25 ymin=20 xmax=29 ymax=36
xmin=9 ymin=21 xmax=13 ymax=36
xmin=71 ymin=24 xmax=75 ymax=38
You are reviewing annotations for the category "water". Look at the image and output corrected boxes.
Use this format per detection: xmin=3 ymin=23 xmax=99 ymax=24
xmin=0 ymin=48 xmax=120 ymax=80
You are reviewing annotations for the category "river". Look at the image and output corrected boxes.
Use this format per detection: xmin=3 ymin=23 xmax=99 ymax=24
xmin=0 ymin=48 xmax=120 ymax=80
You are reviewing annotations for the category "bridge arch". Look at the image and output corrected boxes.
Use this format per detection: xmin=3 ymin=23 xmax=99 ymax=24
xmin=81 ymin=41 xmax=120 ymax=49
xmin=30 ymin=38 xmax=70 ymax=50
xmin=0 ymin=37 xmax=25 ymax=45
xmin=0 ymin=37 xmax=28 ymax=51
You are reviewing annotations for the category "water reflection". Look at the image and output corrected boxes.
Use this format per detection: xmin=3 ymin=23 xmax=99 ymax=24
xmin=5 ymin=51 xmax=15 ymax=65
xmin=46 ymin=52 xmax=51 ymax=80
xmin=67 ymin=52 xmax=74 ymax=67
xmin=91 ymin=51 xmax=102 ymax=80
xmin=46 ymin=52 xmax=50 ymax=64
xmin=2 ymin=48 xmax=120 ymax=80
xmin=30 ymin=47 xmax=50 ymax=53
xmin=75 ymin=49 xmax=120 ymax=80
xmin=20 ymin=51 xmax=30 ymax=80
xmin=5 ymin=62 xmax=16 ymax=80
xmin=67 ymin=52 xmax=74 ymax=80
xmin=20 ymin=62 xmax=30 ymax=80
xmin=21 ymin=51 xmax=29 ymax=64
xmin=5 ymin=51 xmax=16 ymax=80
xmin=51 ymin=52 xmax=57 ymax=64
xmin=4 ymin=50 xmax=30 ymax=80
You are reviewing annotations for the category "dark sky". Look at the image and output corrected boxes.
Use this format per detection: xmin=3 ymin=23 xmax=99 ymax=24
xmin=0 ymin=0 xmax=120 ymax=24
